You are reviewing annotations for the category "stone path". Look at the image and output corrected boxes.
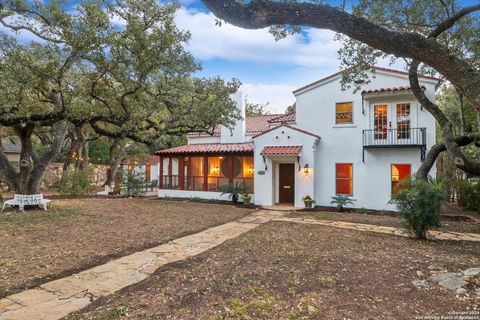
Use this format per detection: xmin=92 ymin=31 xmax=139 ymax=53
xmin=0 ymin=210 xmax=284 ymax=320
xmin=276 ymin=217 xmax=480 ymax=242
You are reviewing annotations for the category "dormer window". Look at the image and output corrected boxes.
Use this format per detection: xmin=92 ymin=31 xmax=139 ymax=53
xmin=336 ymin=102 xmax=353 ymax=124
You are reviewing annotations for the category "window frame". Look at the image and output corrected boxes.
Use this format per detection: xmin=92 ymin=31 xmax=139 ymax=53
xmin=391 ymin=163 xmax=411 ymax=195
xmin=335 ymin=163 xmax=353 ymax=196
xmin=335 ymin=101 xmax=354 ymax=125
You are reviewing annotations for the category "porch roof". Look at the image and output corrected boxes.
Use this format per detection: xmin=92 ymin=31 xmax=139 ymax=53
xmin=260 ymin=145 xmax=302 ymax=156
xmin=155 ymin=142 xmax=254 ymax=156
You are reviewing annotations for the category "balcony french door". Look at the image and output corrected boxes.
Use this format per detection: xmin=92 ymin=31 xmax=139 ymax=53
xmin=396 ymin=103 xmax=411 ymax=139
xmin=374 ymin=104 xmax=388 ymax=140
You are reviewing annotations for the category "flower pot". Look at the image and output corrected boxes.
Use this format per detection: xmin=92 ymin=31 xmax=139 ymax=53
xmin=304 ymin=201 xmax=313 ymax=209
xmin=244 ymin=198 xmax=251 ymax=205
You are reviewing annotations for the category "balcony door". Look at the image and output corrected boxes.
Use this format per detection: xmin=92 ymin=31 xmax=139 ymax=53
xmin=395 ymin=103 xmax=411 ymax=140
xmin=373 ymin=104 xmax=388 ymax=140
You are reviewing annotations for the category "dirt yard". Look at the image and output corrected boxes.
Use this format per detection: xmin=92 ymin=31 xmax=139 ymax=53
xmin=0 ymin=198 xmax=253 ymax=297
xmin=65 ymin=221 xmax=480 ymax=320
xmin=293 ymin=210 xmax=480 ymax=234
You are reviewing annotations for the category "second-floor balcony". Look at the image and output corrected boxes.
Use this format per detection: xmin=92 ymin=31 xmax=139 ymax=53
xmin=363 ymin=127 xmax=426 ymax=147
xmin=362 ymin=127 xmax=427 ymax=161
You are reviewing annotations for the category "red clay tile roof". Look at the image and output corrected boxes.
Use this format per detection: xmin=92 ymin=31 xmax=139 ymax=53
xmin=268 ymin=112 xmax=296 ymax=123
xmin=187 ymin=114 xmax=283 ymax=137
xmin=293 ymin=66 xmax=439 ymax=95
xmin=361 ymin=85 xmax=425 ymax=95
xmin=155 ymin=142 xmax=254 ymax=155
xmin=260 ymin=146 xmax=302 ymax=156
xmin=246 ymin=114 xmax=283 ymax=132
xmin=252 ymin=124 xmax=320 ymax=140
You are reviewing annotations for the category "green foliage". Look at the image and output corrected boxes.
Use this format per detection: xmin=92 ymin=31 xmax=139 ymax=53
xmin=221 ymin=182 xmax=244 ymax=204
xmin=245 ymin=98 xmax=271 ymax=116
xmin=59 ymin=170 xmax=94 ymax=197
xmin=336 ymin=0 xmax=479 ymax=91
xmin=390 ymin=177 xmax=447 ymax=239
xmin=121 ymin=171 xmax=145 ymax=197
xmin=330 ymin=195 xmax=355 ymax=212
xmin=458 ymin=179 xmax=480 ymax=213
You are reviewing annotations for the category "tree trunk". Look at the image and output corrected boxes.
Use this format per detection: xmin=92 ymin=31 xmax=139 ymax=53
xmin=104 ymin=140 xmax=128 ymax=187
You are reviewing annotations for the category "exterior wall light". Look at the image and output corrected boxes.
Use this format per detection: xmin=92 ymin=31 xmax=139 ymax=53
xmin=304 ymin=164 xmax=310 ymax=174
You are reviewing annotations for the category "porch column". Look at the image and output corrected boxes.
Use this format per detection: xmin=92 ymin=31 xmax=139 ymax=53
xmin=159 ymin=155 xmax=163 ymax=189
xmin=203 ymin=155 xmax=208 ymax=191
xmin=168 ymin=157 xmax=173 ymax=189
xmin=178 ymin=157 xmax=185 ymax=190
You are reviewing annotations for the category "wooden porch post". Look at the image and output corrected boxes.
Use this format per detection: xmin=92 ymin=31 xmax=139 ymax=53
xmin=179 ymin=157 xmax=185 ymax=190
xmin=159 ymin=155 xmax=163 ymax=189
xmin=229 ymin=156 xmax=234 ymax=184
xmin=168 ymin=157 xmax=173 ymax=188
xmin=203 ymin=155 xmax=208 ymax=191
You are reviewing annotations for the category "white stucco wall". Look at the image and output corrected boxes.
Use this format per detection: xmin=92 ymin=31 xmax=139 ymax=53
xmin=253 ymin=125 xmax=319 ymax=208
xmin=294 ymin=69 xmax=438 ymax=210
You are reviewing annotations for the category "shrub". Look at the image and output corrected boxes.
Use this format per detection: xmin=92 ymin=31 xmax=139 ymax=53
xmin=221 ymin=182 xmax=244 ymax=204
xmin=121 ymin=171 xmax=145 ymax=197
xmin=390 ymin=177 xmax=447 ymax=239
xmin=330 ymin=195 xmax=355 ymax=212
xmin=59 ymin=169 xmax=95 ymax=197
xmin=457 ymin=179 xmax=480 ymax=213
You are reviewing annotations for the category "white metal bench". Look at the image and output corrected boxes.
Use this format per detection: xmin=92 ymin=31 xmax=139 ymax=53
xmin=1 ymin=194 xmax=51 ymax=212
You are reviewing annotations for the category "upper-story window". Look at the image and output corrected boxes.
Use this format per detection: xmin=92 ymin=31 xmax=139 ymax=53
xmin=335 ymin=102 xmax=353 ymax=124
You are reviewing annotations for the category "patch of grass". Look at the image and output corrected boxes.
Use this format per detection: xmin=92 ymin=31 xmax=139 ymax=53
xmin=0 ymin=287 xmax=10 ymax=299
xmin=311 ymin=213 xmax=334 ymax=220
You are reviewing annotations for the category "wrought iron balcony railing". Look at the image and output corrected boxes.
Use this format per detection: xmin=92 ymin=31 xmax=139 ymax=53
xmin=362 ymin=127 xmax=427 ymax=161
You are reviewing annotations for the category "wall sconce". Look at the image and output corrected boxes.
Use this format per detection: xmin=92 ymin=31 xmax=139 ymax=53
xmin=211 ymin=166 xmax=220 ymax=174
xmin=247 ymin=166 xmax=254 ymax=174
xmin=304 ymin=164 xmax=310 ymax=174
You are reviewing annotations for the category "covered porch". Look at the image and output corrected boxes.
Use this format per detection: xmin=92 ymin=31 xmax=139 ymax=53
xmin=155 ymin=143 xmax=255 ymax=200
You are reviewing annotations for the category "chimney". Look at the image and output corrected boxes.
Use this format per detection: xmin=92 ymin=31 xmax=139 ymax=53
xmin=221 ymin=91 xmax=246 ymax=143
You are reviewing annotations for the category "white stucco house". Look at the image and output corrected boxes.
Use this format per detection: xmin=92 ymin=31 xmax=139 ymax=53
xmin=155 ymin=67 xmax=439 ymax=210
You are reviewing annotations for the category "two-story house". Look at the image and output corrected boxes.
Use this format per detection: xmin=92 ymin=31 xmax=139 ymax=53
xmin=155 ymin=66 xmax=439 ymax=210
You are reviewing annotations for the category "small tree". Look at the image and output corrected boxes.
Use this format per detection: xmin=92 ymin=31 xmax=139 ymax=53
xmin=330 ymin=195 xmax=355 ymax=212
xmin=59 ymin=169 xmax=95 ymax=197
xmin=390 ymin=177 xmax=447 ymax=239
xmin=121 ymin=171 xmax=146 ymax=198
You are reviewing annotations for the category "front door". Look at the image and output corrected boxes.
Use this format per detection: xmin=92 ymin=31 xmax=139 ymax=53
xmin=279 ymin=163 xmax=295 ymax=203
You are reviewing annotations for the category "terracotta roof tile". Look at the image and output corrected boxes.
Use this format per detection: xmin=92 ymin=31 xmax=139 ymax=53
xmin=361 ymin=85 xmax=425 ymax=95
xmin=261 ymin=146 xmax=302 ymax=156
xmin=293 ymin=66 xmax=439 ymax=95
xmin=187 ymin=114 xmax=283 ymax=137
xmin=155 ymin=142 xmax=254 ymax=155
xmin=268 ymin=112 xmax=296 ymax=123
xmin=252 ymin=124 xmax=320 ymax=140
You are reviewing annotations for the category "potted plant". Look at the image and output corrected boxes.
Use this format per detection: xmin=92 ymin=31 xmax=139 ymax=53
xmin=221 ymin=182 xmax=244 ymax=204
xmin=330 ymin=195 xmax=355 ymax=212
xmin=243 ymin=193 xmax=252 ymax=205
xmin=302 ymin=195 xmax=316 ymax=209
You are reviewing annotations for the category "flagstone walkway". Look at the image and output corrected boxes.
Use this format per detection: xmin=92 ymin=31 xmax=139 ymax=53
xmin=276 ymin=217 xmax=480 ymax=242
xmin=2 ymin=210 xmax=479 ymax=320
xmin=0 ymin=210 xmax=284 ymax=320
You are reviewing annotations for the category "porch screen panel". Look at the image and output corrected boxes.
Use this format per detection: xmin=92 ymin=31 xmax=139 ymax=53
xmin=374 ymin=104 xmax=388 ymax=140
xmin=188 ymin=157 xmax=204 ymax=191
xmin=207 ymin=156 xmax=229 ymax=192
xmin=396 ymin=103 xmax=411 ymax=139
xmin=336 ymin=163 xmax=353 ymax=195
